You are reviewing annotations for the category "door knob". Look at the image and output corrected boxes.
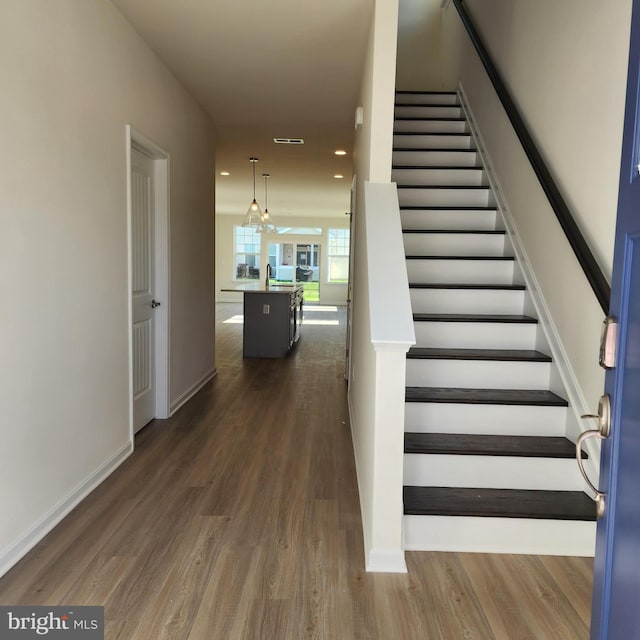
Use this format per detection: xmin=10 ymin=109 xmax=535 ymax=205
xmin=151 ymin=299 xmax=161 ymax=308
xmin=577 ymin=394 xmax=611 ymax=518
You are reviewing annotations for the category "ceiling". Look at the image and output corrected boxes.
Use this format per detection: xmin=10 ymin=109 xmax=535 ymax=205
xmin=111 ymin=0 xmax=375 ymax=219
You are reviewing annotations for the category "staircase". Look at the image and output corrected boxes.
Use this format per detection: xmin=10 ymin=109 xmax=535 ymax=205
xmin=393 ymin=91 xmax=597 ymax=556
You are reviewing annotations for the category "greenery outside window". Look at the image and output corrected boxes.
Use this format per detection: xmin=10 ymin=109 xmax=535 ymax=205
xmin=234 ymin=226 xmax=260 ymax=280
xmin=327 ymin=228 xmax=350 ymax=283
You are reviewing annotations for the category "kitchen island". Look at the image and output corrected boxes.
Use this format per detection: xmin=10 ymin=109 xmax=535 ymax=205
xmin=222 ymin=284 xmax=303 ymax=358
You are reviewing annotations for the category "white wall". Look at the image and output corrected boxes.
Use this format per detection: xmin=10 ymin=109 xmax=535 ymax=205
xmin=0 ymin=0 xmax=216 ymax=575
xmin=441 ymin=1 xmax=632 ymax=422
xmin=396 ymin=0 xmax=448 ymax=90
xmin=215 ymin=214 xmax=349 ymax=305
xmin=349 ymin=0 xmax=414 ymax=573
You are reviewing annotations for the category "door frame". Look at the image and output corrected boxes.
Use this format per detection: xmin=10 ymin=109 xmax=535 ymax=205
xmin=345 ymin=175 xmax=357 ymax=382
xmin=126 ymin=125 xmax=170 ymax=441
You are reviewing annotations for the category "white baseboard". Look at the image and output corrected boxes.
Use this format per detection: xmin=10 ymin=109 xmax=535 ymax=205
xmin=0 ymin=440 xmax=133 ymax=579
xmin=170 ymin=368 xmax=217 ymax=415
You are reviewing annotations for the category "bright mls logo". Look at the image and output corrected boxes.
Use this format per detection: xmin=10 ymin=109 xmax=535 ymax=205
xmin=0 ymin=606 xmax=103 ymax=639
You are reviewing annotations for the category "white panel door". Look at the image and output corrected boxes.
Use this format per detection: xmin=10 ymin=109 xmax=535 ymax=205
xmin=131 ymin=149 xmax=156 ymax=432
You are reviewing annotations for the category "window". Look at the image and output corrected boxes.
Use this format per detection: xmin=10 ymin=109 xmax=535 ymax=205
xmin=327 ymin=228 xmax=350 ymax=283
xmin=234 ymin=226 xmax=261 ymax=280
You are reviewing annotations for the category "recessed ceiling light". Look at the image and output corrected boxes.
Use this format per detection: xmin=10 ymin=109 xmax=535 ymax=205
xmin=220 ymin=171 xmax=230 ymax=176
xmin=334 ymin=174 xmax=344 ymax=179
xmin=334 ymin=150 xmax=347 ymax=156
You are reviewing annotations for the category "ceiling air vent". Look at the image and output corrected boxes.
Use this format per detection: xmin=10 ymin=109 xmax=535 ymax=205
xmin=273 ymin=137 xmax=305 ymax=145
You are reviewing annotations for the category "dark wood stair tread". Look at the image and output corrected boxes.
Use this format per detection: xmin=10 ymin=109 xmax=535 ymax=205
xmin=405 ymin=387 xmax=568 ymax=406
xmin=407 ymin=347 xmax=551 ymax=362
xmin=394 ymin=148 xmax=478 ymax=153
xmin=401 ymin=205 xmax=495 ymax=211
xmin=403 ymin=230 xmax=504 ymax=235
xmin=393 ymin=165 xmax=482 ymax=170
xmin=394 ymin=132 xmax=470 ymax=136
xmin=404 ymin=433 xmax=584 ymax=458
xmin=403 ymin=486 xmax=597 ymax=520
xmin=409 ymin=283 xmax=525 ymax=290
xmin=406 ymin=255 xmax=514 ymax=261
xmin=412 ymin=313 xmax=537 ymax=323
xmin=394 ymin=117 xmax=466 ymax=122
xmin=397 ymin=184 xmax=487 ymax=189
xmin=396 ymin=90 xmax=458 ymax=95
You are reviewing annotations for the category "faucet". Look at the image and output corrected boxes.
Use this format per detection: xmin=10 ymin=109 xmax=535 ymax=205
xmin=265 ymin=263 xmax=272 ymax=289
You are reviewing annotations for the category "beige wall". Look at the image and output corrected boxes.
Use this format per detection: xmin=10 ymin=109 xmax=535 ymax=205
xmin=0 ymin=0 xmax=215 ymax=573
xmin=462 ymin=0 xmax=631 ymax=276
xmin=396 ymin=0 xmax=448 ymax=90
xmin=441 ymin=0 xmax=632 ymax=418
xmin=215 ymin=214 xmax=349 ymax=305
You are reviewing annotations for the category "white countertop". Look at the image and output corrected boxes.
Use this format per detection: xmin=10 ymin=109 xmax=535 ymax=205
xmin=221 ymin=284 xmax=303 ymax=294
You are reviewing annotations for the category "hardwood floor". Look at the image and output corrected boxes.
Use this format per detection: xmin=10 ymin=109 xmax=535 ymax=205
xmin=0 ymin=302 xmax=594 ymax=639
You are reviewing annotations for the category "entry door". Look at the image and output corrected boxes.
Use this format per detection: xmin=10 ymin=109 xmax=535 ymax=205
xmin=131 ymin=149 xmax=156 ymax=432
xmin=591 ymin=1 xmax=640 ymax=636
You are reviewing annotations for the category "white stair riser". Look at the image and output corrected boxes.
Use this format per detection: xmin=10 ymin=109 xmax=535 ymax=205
xmin=396 ymin=93 xmax=459 ymax=105
xmin=393 ymin=150 xmax=479 ymax=166
xmin=413 ymin=321 xmax=537 ymax=350
xmin=407 ymin=260 xmax=514 ymax=285
xmin=404 ymin=402 xmax=566 ymax=436
xmin=395 ymin=105 xmax=462 ymax=118
xmin=393 ymin=168 xmax=485 ymax=186
xmin=406 ymin=358 xmax=551 ymax=389
xmin=410 ymin=288 xmax=525 ymax=314
xmin=399 ymin=188 xmax=491 ymax=208
xmin=400 ymin=210 xmax=497 ymax=231
xmin=394 ymin=120 xmax=467 ymax=134
xmin=403 ymin=233 xmax=505 ymax=256
xmin=403 ymin=455 xmax=585 ymax=491
xmin=403 ymin=515 xmax=596 ymax=556
xmin=394 ymin=134 xmax=473 ymax=150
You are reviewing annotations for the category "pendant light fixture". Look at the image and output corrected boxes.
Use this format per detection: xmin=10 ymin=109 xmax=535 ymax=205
xmin=258 ymin=172 xmax=277 ymax=233
xmin=242 ymin=157 xmax=262 ymax=228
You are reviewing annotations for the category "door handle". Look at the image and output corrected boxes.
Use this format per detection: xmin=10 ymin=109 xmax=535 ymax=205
xmin=151 ymin=299 xmax=161 ymax=308
xmin=577 ymin=394 xmax=610 ymax=518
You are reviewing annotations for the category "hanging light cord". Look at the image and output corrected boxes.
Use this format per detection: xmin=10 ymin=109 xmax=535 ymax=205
xmin=263 ymin=173 xmax=269 ymax=211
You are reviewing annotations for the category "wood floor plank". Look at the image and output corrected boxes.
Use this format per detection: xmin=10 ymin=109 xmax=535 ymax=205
xmin=0 ymin=302 xmax=594 ymax=639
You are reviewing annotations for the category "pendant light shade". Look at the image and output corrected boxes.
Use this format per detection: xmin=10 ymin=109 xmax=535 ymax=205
xmin=257 ymin=172 xmax=278 ymax=233
xmin=242 ymin=157 xmax=263 ymax=227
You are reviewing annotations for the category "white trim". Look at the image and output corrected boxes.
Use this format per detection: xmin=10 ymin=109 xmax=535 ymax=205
xmin=441 ymin=0 xmax=453 ymax=9
xmin=0 ymin=442 xmax=133 ymax=579
xmin=366 ymin=548 xmax=408 ymax=573
xmin=126 ymin=125 xmax=171 ymax=440
xmin=365 ymin=182 xmax=416 ymax=346
xmin=404 ymin=515 xmax=595 ymax=557
xmin=372 ymin=340 xmax=413 ymax=352
xmin=457 ymin=84 xmax=600 ymax=483
xmin=170 ymin=368 xmax=218 ymax=415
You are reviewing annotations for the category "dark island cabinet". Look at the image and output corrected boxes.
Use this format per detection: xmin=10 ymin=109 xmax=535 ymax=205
xmin=243 ymin=287 xmax=303 ymax=358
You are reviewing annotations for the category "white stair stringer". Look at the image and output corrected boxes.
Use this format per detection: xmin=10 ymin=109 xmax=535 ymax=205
xmin=395 ymin=90 xmax=596 ymax=556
